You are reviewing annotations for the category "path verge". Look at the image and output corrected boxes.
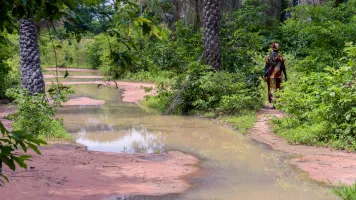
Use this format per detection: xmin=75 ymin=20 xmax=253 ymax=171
xmin=249 ymin=108 xmax=356 ymax=186
xmin=0 ymin=144 xmax=199 ymax=200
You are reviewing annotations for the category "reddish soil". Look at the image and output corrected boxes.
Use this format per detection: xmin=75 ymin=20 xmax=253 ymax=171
xmin=46 ymin=81 xmax=155 ymax=104
xmin=44 ymin=74 xmax=104 ymax=79
xmin=0 ymin=144 xmax=199 ymax=200
xmin=60 ymin=97 xmax=105 ymax=106
xmin=45 ymin=68 xmax=99 ymax=72
xmin=0 ymin=105 xmax=15 ymax=130
xmin=249 ymin=108 xmax=356 ymax=186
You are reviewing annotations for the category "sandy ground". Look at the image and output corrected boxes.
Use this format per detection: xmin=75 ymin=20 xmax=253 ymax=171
xmin=0 ymin=104 xmax=15 ymax=130
xmin=44 ymin=74 xmax=104 ymax=79
xmin=45 ymin=68 xmax=99 ymax=72
xmin=0 ymin=144 xmax=199 ymax=200
xmin=249 ymin=108 xmax=356 ymax=186
xmin=46 ymin=81 xmax=155 ymax=104
xmin=60 ymin=97 xmax=106 ymax=106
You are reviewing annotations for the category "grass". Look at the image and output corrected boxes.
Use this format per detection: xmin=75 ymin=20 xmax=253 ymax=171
xmin=37 ymin=120 xmax=73 ymax=141
xmin=332 ymin=183 xmax=356 ymax=200
xmin=122 ymin=70 xmax=176 ymax=85
xmin=272 ymin=117 xmax=356 ymax=151
xmin=140 ymin=95 xmax=168 ymax=113
xmin=222 ymin=111 xmax=257 ymax=134
xmin=43 ymin=64 xmax=96 ymax=69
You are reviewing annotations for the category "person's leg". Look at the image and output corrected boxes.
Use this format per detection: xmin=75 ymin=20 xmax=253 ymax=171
xmin=275 ymin=78 xmax=281 ymax=99
xmin=267 ymin=77 xmax=272 ymax=103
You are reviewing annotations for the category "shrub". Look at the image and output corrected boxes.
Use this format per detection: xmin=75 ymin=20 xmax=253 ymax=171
xmin=280 ymin=2 xmax=356 ymax=72
xmin=149 ymin=62 xmax=263 ymax=115
xmin=332 ymin=183 xmax=356 ymax=200
xmin=274 ymin=46 xmax=356 ymax=150
xmin=6 ymin=85 xmax=74 ymax=141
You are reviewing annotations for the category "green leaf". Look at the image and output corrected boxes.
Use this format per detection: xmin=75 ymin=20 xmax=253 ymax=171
xmin=1 ymin=156 xmax=15 ymax=171
xmin=13 ymin=156 xmax=28 ymax=169
xmin=64 ymin=70 xmax=69 ymax=78
xmin=346 ymin=114 xmax=351 ymax=121
xmin=19 ymin=141 xmax=27 ymax=153
xmin=27 ymin=143 xmax=41 ymax=155
xmin=31 ymin=139 xmax=47 ymax=145
xmin=0 ymin=174 xmax=9 ymax=182
xmin=0 ymin=122 xmax=6 ymax=134
xmin=0 ymin=146 xmax=13 ymax=156
xmin=75 ymin=35 xmax=81 ymax=43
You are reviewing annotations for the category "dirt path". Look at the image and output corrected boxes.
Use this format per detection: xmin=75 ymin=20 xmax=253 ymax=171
xmin=0 ymin=144 xmax=199 ymax=200
xmin=45 ymin=68 xmax=99 ymax=72
xmin=46 ymin=81 xmax=155 ymax=104
xmin=44 ymin=74 xmax=104 ymax=79
xmin=249 ymin=108 xmax=356 ymax=186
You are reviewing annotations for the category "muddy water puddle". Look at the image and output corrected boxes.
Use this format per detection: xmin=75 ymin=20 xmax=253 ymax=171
xmin=47 ymin=72 xmax=337 ymax=200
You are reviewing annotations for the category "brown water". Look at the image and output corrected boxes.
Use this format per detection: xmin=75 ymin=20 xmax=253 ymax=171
xmin=46 ymin=71 xmax=337 ymax=200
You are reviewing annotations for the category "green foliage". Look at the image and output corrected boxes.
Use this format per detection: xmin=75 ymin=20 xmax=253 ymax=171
xmin=332 ymin=183 xmax=356 ymax=200
xmin=138 ymin=22 xmax=203 ymax=73
xmin=0 ymin=121 xmax=47 ymax=186
xmin=223 ymin=111 xmax=257 ymax=134
xmin=124 ymin=70 xmax=176 ymax=85
xmin=220 ymin=2 xmax=275 ymax=73
xmin=280 ymin=1 xmax=356 ymax=72
xmin=6 ymin=87 xmax=73 ymax=141
xmin=148 ymin=62 xmax=263 ymax=114
xmin=0 ymin=33 xmax=20 ymax=99
xmin=274 ymin=46 xmax=356 ymax=150
xmin=40 ymin=34 xmax=96 ymax=69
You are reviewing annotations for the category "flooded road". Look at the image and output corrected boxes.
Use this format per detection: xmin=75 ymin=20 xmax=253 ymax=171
xmin=46 ymin=70 xmax=337 ymax=200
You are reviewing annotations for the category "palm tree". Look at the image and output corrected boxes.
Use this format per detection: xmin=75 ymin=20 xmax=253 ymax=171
xmin=203 ymin=0 xmax=221 ymax=70
xmin=19 ymin=19 xmax=45 ymax=94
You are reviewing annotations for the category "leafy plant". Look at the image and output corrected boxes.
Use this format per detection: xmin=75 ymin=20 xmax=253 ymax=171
xmin=0 ymin=121 xmax=47 ymax=186
xmin=6 ymin=87 xmax=73 ymax=140
xmin=280 ymin=1 xmax=356 ymax=72
xmin=274 ymin=46 xmax=356 ymax=150
xmin=332 ymin=182 xmax=356 ymax=200
xmin=146 ymin=62 xmax=263 ymax=115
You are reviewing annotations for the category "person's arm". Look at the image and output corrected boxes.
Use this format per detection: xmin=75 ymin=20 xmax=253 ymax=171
xmin=264 ymin=56 xmax=270 ymax=78
xmin=281 ymin=59 xmax=287 ymax=81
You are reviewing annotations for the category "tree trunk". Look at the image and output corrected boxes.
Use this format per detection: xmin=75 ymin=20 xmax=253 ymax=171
xmin=19 ymin=19 xmax=45 ymax=94
xmin=203 ymin=0 xmax=221 ymax=70
xmin=194 ymin=0 xmax=201 ymax=27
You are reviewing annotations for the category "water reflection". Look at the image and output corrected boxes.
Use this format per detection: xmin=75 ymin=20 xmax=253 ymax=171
xmin=76 ymin=126 xmax=165 ymax=153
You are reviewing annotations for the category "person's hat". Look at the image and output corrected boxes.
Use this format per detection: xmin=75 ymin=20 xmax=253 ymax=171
xmin=272 ymin=43 xmax=280 ymax=51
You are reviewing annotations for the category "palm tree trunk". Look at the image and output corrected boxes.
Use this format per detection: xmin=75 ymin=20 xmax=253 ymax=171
xmin=19 ymin=19 xmax=45 ymax=94
xmin=203 ymin=0 xmax=221 ymax=70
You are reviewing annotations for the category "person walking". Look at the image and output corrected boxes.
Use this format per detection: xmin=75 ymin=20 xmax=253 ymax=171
xmin=264 ymin=43 xmax=287 ymax=104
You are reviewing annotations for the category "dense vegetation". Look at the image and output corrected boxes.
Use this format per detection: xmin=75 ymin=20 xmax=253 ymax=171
xmin=1 ymin=0 xmax=356 ymax=194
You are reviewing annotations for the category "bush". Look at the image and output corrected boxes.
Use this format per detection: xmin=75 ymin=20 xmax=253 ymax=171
xmin=332 ymin=183 xmax=356 ymax=200
xmin=280 ymin=1 xmax=356 ymax=72
xmin=0 ymin=34 xmax=20 ymax=99
xmin=147 ymin=62 xmax=263 ymax=115
xmin=274 ymin=46 xmax=356 ymax=150
xmin=6 ymin=86 xmax=74 ymax=141
xmin=220 ymin=1 xmax=276 ymax=73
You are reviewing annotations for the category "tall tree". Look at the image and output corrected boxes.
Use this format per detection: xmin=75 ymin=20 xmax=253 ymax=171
xmin=0 ymin=0 xmax=93 ymax=94
xmin=19 ymin=19 xmax=45 ymax=94
xmin=203 ymin=0 xmax=221 ymax=69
